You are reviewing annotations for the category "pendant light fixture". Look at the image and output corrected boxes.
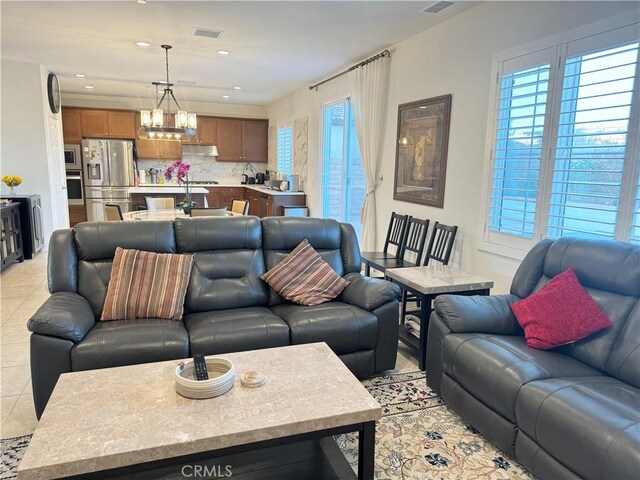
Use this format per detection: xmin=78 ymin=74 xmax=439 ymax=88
xmin=138 ymin=45 xmax=196 ymax=142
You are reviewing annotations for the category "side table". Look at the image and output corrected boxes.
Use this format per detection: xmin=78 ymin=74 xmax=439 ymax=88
xmin=386 ymin=265 xmax=494 ymax=370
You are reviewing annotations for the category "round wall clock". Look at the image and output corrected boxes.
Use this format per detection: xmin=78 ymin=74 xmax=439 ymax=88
xmin=47 ymin=73 xmax=61 ymax=114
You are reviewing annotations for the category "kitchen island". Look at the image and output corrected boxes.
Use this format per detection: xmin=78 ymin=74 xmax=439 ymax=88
xmin=129 ymin=186 xmax=209 ymax=211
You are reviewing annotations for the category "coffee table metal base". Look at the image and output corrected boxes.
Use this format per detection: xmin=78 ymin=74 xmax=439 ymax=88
xmin=65 ymin=421 xmax=376 ymax=480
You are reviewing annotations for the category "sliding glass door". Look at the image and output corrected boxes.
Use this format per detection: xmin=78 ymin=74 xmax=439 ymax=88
xmin=321 ymin=98 xmax=365 ymax=239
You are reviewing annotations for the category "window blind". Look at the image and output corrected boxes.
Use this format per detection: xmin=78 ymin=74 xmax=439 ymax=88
xmin=547 ymin=42 xmax=639 ymax=239
xmin=489 ymin=63 xmax=550 ymax=238
xmin=631 ymin=174 xmax=640 ymax=244
xmin=277 ymin=126 xmax=293 ymax=174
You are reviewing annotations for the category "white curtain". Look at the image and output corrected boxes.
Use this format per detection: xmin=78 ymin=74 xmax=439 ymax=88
xmin=348 ymin=55 xmax=390 ymax=251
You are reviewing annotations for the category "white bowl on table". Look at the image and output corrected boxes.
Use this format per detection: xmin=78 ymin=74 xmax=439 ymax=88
xmin=175 ymin=357 xmax=235 ymax=399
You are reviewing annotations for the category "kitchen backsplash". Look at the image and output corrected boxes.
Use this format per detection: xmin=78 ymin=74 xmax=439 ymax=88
xmin=137 ymin=156 xmax=277 ymax=185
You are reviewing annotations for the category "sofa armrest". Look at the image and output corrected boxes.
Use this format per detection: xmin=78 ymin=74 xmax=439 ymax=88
xmin=433 ymin=294 xmax=523 ymax=335
xmin=28 ymin=292 xmax=96 ymax=343
xmin=341 ymin=273 xmax=401 ymax=311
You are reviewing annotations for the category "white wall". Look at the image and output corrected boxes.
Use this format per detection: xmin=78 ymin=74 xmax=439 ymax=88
xmin=1 ymin=59 xmax=67 ymax=247
xmin=268 ymin=1 xmax=639 ymax=293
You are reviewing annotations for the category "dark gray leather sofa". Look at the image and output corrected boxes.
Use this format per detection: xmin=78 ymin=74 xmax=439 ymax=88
xmin=29 ymin=216 xmax=400 ymax=418
xmin=427 ymin=237 xmax=640 ymax=479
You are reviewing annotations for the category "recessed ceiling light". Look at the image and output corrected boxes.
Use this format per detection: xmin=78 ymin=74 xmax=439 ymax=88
xmin=136 ymin=0 xmax=147 ymax=4
xmin=217 ymin=50 xmax=230 ymax=55
xmin=84 ymin=85 xmax=94 ymax=90
xmin=419 ymin=106 xmax=427 ymax=109
xmin=136 ymin=41 xmax=152 ymax=48
xmin=222 ymin=95 xmax=230 ymax=99
xmin=232 ymin=86 xmax=242 ymax=90
xmin=74 ymin=73 xmax=86 ymax=78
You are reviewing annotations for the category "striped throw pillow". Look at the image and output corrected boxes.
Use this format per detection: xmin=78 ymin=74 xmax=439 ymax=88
xmin=260 ymin=239 xmax=350 ymax=306
xmin=101 ymin=247 xmax=194 ymax=321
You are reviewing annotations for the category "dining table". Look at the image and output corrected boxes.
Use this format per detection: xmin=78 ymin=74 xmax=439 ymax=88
xmin=122 ymin=209 xmax=238 ymax=221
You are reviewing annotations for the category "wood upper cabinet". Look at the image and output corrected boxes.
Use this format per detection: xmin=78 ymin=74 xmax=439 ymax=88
xmin=61 ymin=108 xmax=82 ymax=144
xmin=216 ymin=118 xmax=268 ymax=163
xmin=216 ymin=118 xmax=243 ymax=162
xmin=185 ymin=116 xmax=217 ymax=145
xmin=242 ymin=120 xmax=268 ymax=163
xmin=81 ymin=109 xmax=135 ymax=139
xmin=134 ymin=112 xmax=181 ymax=160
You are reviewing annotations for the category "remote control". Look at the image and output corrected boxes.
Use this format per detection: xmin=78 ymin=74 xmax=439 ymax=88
xmin=193 ymin=354 xmax=209 ymax=381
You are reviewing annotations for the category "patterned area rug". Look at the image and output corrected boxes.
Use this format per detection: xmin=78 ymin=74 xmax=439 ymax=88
xmin=336 ymin=371 xmax=533 ymax=480
xmin=0 ymin=435 xmax=30 ymax=480
xmin=0 ymin=372 xmax=532 ymax=480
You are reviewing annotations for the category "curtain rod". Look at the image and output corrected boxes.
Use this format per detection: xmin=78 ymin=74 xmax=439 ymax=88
xmin=309 ymin=49 xmax=390 ymax=91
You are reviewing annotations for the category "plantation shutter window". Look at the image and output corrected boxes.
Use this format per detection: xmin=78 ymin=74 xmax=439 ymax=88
xmin=483 ymin=22 xmax=640 ymax=256
xmin=548 ymin=41 xmax=639 ymax=239
xmin=277 ymin=125 xmax=293 ymax=175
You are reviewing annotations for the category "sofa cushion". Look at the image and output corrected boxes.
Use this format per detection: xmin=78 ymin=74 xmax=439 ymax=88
xmin=516 ymin=376 xmax=640 ymax=480
xmin=442 ymin=334 xmax=601 ymax=422
xmin=71 ymin=319 xmax=189 ymax=371
xmin=184 ymin=307 xmax=290 ymax=355
xmin=271 ymin=302 xmax=377 ymax=355
xmin=174 ymin=217 xmax=270 ymax=312
xmin=261 ymin=239 xmax=349 ymax=306
xmin=101 ymin=247 xmax=194 ymax=321
xmin=606 ymin=302 xmax=640 ymax=387
xmin=511 ymin=268 xmax=612 ymax=350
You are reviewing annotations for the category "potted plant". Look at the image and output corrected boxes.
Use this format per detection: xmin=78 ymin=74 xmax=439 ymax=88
xmin=164 ymin=161 xmax=196 ymax=214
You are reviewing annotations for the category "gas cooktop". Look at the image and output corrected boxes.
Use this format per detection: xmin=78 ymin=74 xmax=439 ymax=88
xmin=190 ymin=180 xmax=219 ymax=185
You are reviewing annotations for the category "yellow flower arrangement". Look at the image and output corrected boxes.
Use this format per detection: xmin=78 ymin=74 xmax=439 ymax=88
xmin=2 ymin=175 xmax=23 ymax=195
xmin=2 ymin=175 xmax=23 ymax=188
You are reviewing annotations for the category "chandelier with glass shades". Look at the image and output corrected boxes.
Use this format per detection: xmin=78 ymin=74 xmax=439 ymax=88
xmin=138 ymin=45 xmax=196 ymax=142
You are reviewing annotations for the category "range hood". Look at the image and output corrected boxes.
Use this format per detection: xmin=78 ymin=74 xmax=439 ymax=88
xmin=181 ymin=145 xmax=219 ymax=157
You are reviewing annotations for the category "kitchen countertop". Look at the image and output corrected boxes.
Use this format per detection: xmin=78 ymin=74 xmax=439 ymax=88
xmin=129 ymin=186 xmax=210 ymax=194
xmin=137 ymin=183 xmax=306 ymax=196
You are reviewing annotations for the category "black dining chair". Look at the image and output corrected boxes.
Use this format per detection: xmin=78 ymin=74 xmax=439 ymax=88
xmin=400 ymin=221 xmax=458 ymax=320
xmin=365 ymin=217 xmax=430 ymax=277
xmin=361 ymin=212 xmax=410 ymax=276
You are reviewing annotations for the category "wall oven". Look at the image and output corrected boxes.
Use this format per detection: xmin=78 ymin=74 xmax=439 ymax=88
xmin=66 ymin=170 xmax=84 ymax=206
xmin=64 ymin=144 xmax=82 ymax=171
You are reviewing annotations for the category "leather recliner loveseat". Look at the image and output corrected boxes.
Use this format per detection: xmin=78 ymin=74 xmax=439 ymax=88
xmin=427 ymin=237 xmax=640 ymax=479
xmin=28 ymin=216 xmax=401 ymax=418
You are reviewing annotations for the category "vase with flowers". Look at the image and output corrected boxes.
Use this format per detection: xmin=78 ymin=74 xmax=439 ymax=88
xmin=2 ymin=175 xmax=23 ymax=196
xmin=164 ymin=161 xmax=195 ymax=214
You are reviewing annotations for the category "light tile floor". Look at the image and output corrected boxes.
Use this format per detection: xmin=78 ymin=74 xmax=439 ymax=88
xmin=0 ymin=254 xmax=418 ymax=439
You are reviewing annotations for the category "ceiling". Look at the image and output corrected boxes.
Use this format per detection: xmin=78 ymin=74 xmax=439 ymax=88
xmin=1 ymin=1 xmax=477 ymax=107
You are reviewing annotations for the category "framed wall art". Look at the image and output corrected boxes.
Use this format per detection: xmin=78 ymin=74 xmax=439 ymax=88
xmin=393 ymin=94 xmax=452 ymax=207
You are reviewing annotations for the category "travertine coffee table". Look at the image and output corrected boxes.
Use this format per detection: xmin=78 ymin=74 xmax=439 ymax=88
xmin=18 ymin=343 xmax=381 ymax=480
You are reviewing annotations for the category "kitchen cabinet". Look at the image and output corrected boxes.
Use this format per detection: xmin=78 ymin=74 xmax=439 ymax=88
xmin=218 ymin=187 xmax=245 ymax=209
xmin=1 ymin=203 xmax=24 ymax=271
xmin=81 ymin=109 xmax=136 ymax=139
xmin=242 ymin=120 xmax=268 ymax=163
xmin=216 ymin=118 xmax=268 ymax=163
xmin=62 ymin=107 xmax=82 ymax=144
xmin=216 ymin=119 xmax=243 ymax=162
xmin=136 ymin=139 xmax=182 ymax=160
xmin=69 ymin=206 xmax=87 ymax=227
xmin=185 ymin=116 xmax=217 ymax=145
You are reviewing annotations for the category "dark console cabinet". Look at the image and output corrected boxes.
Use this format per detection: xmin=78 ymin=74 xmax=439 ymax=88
xmin=1 ymin=202 xmax=24 ymax=270
xmin=6 ymin=195 xmax=44 ymax=259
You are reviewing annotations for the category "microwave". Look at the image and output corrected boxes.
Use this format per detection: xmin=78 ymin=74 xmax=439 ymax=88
xmin=64 ymin=144 xmax=82 ymax=170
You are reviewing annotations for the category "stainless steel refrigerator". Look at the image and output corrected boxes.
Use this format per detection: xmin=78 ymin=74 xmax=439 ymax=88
xmin=82 ymin=139 xmax=135 ymax=221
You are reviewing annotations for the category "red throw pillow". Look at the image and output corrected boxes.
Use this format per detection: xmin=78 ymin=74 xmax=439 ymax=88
xmin=511 ymin=267 xmax=612 ymax=350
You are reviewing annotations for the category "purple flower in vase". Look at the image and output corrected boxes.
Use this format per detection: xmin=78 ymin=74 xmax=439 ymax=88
xmin=164 ymin=161 xmax=193 ymax=210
